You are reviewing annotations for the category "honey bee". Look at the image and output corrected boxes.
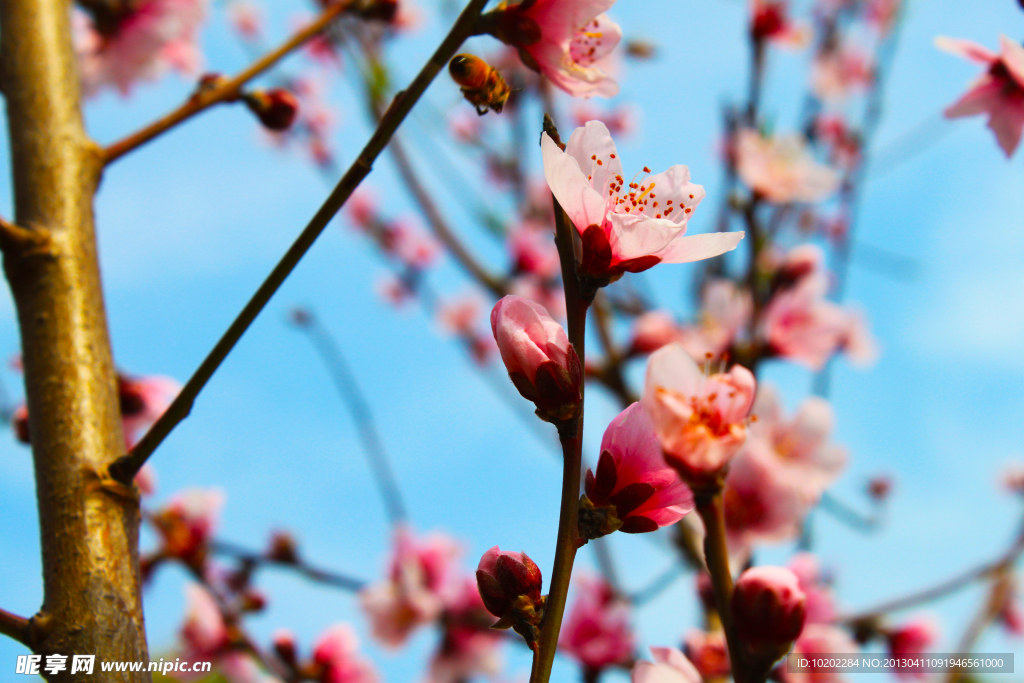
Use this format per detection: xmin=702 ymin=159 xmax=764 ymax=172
xmin=448 ymin=54 xmax=511 ymax=115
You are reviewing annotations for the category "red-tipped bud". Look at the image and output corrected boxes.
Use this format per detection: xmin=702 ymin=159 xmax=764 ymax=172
xmin=11 ymin=404 xmax=29 ymax=444
xmin=246 ymin=88 xmax=299 ymax=131
xmin=491 ymin=296 xmax=582 ymax=425
xmin=273 ymin=629 xmax=298 ymax=667
xmin=356 ymin=0 xmax=398 ymax=22
xmin=267 ymin=530 xmax=300 ymax=564
xmin=732 ymin=566 xmax=806 ymax=666
xmin=476 ymin=546 xmax=545 ymax=648
xmin=868 ymin=475 xmax=894 ymax=501
xmin=751 ymin=1 xmax=787 ymax=41
xmin=241 ymin=588 xmax=267 ymax=613
xmin=696 ymin=572 xmax=716 ymax=612
xmin=625 ymin=39 xmax=657 ymax=60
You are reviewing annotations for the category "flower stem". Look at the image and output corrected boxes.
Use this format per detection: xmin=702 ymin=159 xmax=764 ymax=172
xmin=530 ymin=116 xmax=589 ymax=683
xmin=104 ymin=0 xmax=353 ymax=165
xmin=695 ymin=490 xmax=747 ymax=683
xmin=108 ymin=0 xmax=491 ymax=484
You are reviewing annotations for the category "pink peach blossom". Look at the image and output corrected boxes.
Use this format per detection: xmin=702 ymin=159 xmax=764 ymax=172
xmin=312 ymin=624 xmax=379 ymax=683
xmin=783 ymin=624 xmax=859 ymax=683
xmin=74 ymin=0 xmax=208 ymax=98
xmin=559 ymin=575 xmax=634 ymax=670
xmin=683 ymin=629 xmax=730 ymax=679
xmin=120 ymin=374 xmax=182 ymax=448
xmin=748 ymin=386 xmax=846 ymax=497
xmin=154 ymin=488 xmax=225 ymax=565
xmin=542 ymin=121 xmax=743 ymax=281
xmin=735 ymin=129 xmax=840 ymax=204
xmin=572 ymin=104 xmax=638 ymax=137
xmin=583 ymin=403 xmax=694 ymax=535
xmin=751 ymin=0 xmax=809 ymax=47
xmin=886 ymin=617 xmax=939 ymax=678
xmin=226 ymin=1 xmax=262 ymax=39
xmin=386 ymin=218 xmax=443 ymax=269
xmin=508 ymin=222 xmax=561 ymax=279
xmin=631 ymin=311 xmax=685 ymax=355
xmin=675 ymin=279 xmax=753 ymax=361
xmin=135 ymin=463 xmax=158 ymax=496
xmin=788 ymin=553 xmax=837 ymax=625
xmin=360 ymin=526 xmax=461 ymax=647
xmin=508 ymin=275 xmax=567 ymax=320
xmin=631 ymin=647 xmax=703 ymax=683
xmin=937 ymin=35 xmax=1024 ymax=156
xmin=642 ymin=343 xmax=756 ymax=487
xmin=810 ymin=43 xmax=874 ymax=103
xmin=511 ymin=0 xmax=622 ymax=98
xmin=180 ymin=583 xmax=228 ymax=658
xmin=428 ymin=577 xmax=502 ymax=683
xmin=724 ymin=438 xmax=808 ymax=551
xmin=491 ymin=295 xmax=582 ymax=421
xmin=437 ymin=294 xmax=486 ymax=338
xmin=218 ymin=654 xmax=284 ymax=683
xmin=763 ymin=262 xmax=876 ymax=370
xmin=1001 ymin=463 xmax=1024 ymax=496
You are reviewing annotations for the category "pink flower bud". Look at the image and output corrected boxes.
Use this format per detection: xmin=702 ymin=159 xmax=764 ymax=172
xmin=732 ymin=566 xmax=807 ymax=662
xmin=246 ymin=88 xmax=299 ymax=131
xmin=559 ymin=576 xmax=634 ymax=670
xmin=580 ymin=403 xmax=694 ymax=539
xmin=886 ymin=617 xmax=939 ymax=678
xmin=491 ymin=296 xmax=582 ymax=423
xmin=273 ymin=628 xmax=298 ymax=667
xmin=475 ymin=546 xmax=543 ymax=620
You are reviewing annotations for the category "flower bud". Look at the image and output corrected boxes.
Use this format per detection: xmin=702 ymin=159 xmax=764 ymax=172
xmin=267 ymin=530 xmax=300 ymax=564
xmin=491 ymin=296 xmax=582 ymax=424
xmin=476 ymin=547 xmax=545 ymax=649
xmin=245 ymin=88 xmax=299 ymax=131
xmin=273 ymin=629 xmax=298 ymax=668
xmin=731 ymin=566 xmax=806 ymax=667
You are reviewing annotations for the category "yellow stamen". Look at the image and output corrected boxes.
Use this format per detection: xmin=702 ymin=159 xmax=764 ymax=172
xmin=637 ymin=182 xmax=656 ymax=203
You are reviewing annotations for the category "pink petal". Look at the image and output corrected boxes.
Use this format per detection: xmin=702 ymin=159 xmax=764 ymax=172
xmin=564 ymin=120 xmax=625 ymax=199
xmin=987 ymin=97 xmax=1024 ymax=157
xmin=944 ymin=76 xmax=1005 ymax=119
xmin=999 ymin=35 xmax=1024 ymax=87
xmin=655 ymin=231 xmax=746 ymax=264
xmin=541 ymin=133 xmax=607 ymax=233
xmin=607 ymin=214 xmax=684 ymax=262
xmin=934 ymin=36 xmax=997 ymax=64
xmin=639 ymin=165 xmax=705 ymax=226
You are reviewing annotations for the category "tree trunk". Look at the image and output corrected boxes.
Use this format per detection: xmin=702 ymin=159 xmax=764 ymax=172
xmin=0 ymin=0 xmax=151 ymax=679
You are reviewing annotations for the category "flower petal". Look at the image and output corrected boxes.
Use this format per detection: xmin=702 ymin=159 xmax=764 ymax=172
xmin=934 ymin=36 xmax=997 ymax=64
xmin=542 ymin=132 xmax=607 ymax=233
xmin=655 ymin=231 xmax=745 ymax=264
xmin=565 ymin=120 xmax=624 ymax=199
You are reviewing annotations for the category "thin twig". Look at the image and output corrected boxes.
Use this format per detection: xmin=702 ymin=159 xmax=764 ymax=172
xmin=355 ymin=48 xmax=506 ymax=297
xmin=108 ymin=0 xmax=491 ymax=484
xmin=0 ymin=607 xmax=30 ymax=646
xmin=839 ymin=520 xmax=1024 ymax=626
xmin=817 ymin=491 xmax=881 ymax=533
xmin=104 ymin=1 xmax=352 ymax=164
xmin=211 ymin=539 xmax=366 ymax=592
xmin=629 ymin=561 xmax=686 ymax=607
xmin=291 ymin=310 xmax=408 ymax=525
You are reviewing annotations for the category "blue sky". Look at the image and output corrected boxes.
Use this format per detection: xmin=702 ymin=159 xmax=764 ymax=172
xmin=1 ymin=0 xmax=1022 ymax=680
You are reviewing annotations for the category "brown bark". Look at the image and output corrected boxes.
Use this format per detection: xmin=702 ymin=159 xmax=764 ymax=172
xmin=0 ymin=0 xmax=150 ymax=679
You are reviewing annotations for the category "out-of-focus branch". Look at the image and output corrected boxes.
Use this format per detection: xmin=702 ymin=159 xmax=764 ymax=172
xmin=104 ymin=1 xmax=352 ymax=164
xmin=945 ymin=569 xmax=1013 ymax=683
xmin=108 ymin=0 xmax=491 ymax=484
xmin=0 ymin=607 xmax=29 ymax=646
xmin=629 ymin=562 xmax=686 ymax=607
xmin=818 ymin=491 xmax=882 ymax=533
xmin=211 ymin=539 xmax=367 ymax=592
xmin=590 ymin=293 xmax=636 ymax=407
xmin=289 ymin=309 xmax=408 ymax=525
xmin=840 ymin=515 xmax=1024 ymax=625
xmin=353 ymin=46 xmax=507 ymax=297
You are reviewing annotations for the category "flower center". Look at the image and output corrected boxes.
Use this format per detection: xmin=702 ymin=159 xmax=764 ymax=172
xmin=569 ymin=20 xmax=606 ymax=66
